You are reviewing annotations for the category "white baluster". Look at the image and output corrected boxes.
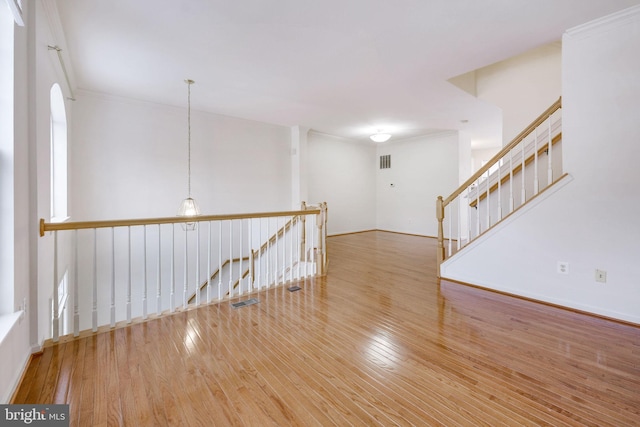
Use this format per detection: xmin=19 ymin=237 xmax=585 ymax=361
xmin=457 ymin=197 xmax=461 ymax=251
xmin=196 ymin=223 xmax=200 ymax=306
xmin=274 ymin=218 xmax=279 ymax=284
xmin=447 ymin=204 xmax=452 ymax=257
xmin=466 ymin=191 xmax=471 ymax=248
xmin=170 ymin=224 xmax=175 ymax=313
xmin=239 ymin=219 xmax=243 ymax=294
xmin=290 ymin=216 xmax=294 ymax=283
xmin=281 ymin=217 xmax=286 ymax=281
xmin=298 ymin=215 xmax=307 ymax=279
xmin=274 ymin=217 xmax=279 ymax=286
xmin=157 ymin=225 xmax=162 ymax=314
xmin=229 ymin=220 xmax=233 ymax=296
xmin=218 ymin=221 xmax=222 ymax=300
xmin=304 ymin=215 xmax=309 ymax=278
xmin=534 ymin=129 xmax=539 ymax=195
xmin=127 ymin=226 xmax=132 ymax=322
xmin=257 ymin=218 xmax=262 ymax=289
xmin=183 ymin=226 xmax=188 ymax=309
xmin=476 ymin=178 xmax=480 ymax=237
xmin=296 ymin=217 xmax=301 ymax=280
xmin=486 ymin=173 xmax=490 ymax=229
xmin=207 ymin=221 xmax=212 ymax=303
xmin=73 ymin=230 xmax=79 ymax=336
xmin=53 ymin=230 xmax=59 ymax=341
xmin=248 ymin=219 xmax=253 ymax=293
xmin=265 ymin=218 xmax=272 ymax=286
xmin=143 ymin=226 xmax=148 ymax=319
xmin=269 ymin=217 xmax=279 ymax=285
xmin=92 ymin=229 xmax=97 ymax=332
xmin=263 ymin=218 xmax=268 ymax=287
xmin=548 ymin=115 xmax=553 ymax=185
xmin=521 ymin=139 xmax=526 ymax=205
xmin=310 ymin=215 xmax=316 ymax=274
xmin=497 ymin=158 xmax=502 ymax=222
xmin=509 ymin=150 xmax=514 ymax=213
xmin=110 ymin=227 xmax=115 ymax=328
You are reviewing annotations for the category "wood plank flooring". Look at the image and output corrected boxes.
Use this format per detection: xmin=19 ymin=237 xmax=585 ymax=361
xmin=12 ymin=231 xmax=640 ymax=426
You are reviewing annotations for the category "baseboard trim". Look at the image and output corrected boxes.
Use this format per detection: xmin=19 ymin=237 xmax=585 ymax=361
xmin=440 ymin=276 xmax=640 ymax=328
xmin=9 ymin=351 xmax=36 ymax=404
xmin=328 ymin=229 xmax=437 ymax=239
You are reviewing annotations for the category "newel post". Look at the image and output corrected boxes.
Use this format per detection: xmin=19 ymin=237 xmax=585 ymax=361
xmin=300 ymin=201 xmax=307 ymax=259
xmin=436 ymin=196 xmax=445 ymax=278
xmin=317 ymin=202 xmax=328 ymax=275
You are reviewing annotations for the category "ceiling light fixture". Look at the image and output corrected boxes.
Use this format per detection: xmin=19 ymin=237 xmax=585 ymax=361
xmin=177 ymin=79 xmax=201 ymax=225
xmin=370 ymin=131 xmax=391 ymax=143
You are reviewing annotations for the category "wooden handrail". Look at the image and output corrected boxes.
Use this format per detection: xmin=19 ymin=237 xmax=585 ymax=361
xmin=443 ymin=97 xmax=561 ymax=207
xmin=39 ymin=208 xmax=321 ymax=236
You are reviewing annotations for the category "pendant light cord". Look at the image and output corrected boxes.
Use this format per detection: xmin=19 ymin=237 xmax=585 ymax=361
xmin=187 ymin=80 xmax=193 ymax=198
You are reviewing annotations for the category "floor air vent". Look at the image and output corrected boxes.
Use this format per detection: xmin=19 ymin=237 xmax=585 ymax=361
xmin=288 ymin=286 xmax=302 ymax=292
xmin=231 ymin=298 xmax=259 ymax=309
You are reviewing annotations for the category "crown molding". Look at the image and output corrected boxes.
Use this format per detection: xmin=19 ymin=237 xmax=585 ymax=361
xmin=564 ymin=4 xmax=640 ymax=40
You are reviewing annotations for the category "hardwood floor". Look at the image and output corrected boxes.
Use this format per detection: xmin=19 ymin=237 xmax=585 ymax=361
xmin=13 ymin=231 xmax=640 ymax=426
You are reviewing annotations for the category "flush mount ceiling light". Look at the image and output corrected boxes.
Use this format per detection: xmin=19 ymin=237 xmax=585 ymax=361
xmin=370 ymin=131 xmax=391 ymax=143
xmin=177 ymin=79 xmax=201 ymax=224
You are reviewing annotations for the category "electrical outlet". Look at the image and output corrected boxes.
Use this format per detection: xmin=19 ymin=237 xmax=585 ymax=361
xmin=595 ymin=269 xmax=607 ymax=283
xmin=557 ymin=261 xmax=569 ymax=274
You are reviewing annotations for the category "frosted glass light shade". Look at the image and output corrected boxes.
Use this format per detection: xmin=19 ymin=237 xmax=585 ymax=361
xmin=177 ymin=197 xmax=200 ymax=217
xmin=370 ymin=133 xmax=391 ymax=143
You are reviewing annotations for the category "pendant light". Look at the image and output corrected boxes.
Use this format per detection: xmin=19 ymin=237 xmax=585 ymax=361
xmin=370 ymin=130 xmax=391 ymax=143
xmin=177 ymin=79 xmax=201 ymax=222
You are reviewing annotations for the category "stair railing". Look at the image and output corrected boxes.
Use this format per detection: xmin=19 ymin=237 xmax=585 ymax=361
xmin=436 ymin=98 xmax=563 ymax=276
xmin=39 ymin=203 xmax=328 ymax=342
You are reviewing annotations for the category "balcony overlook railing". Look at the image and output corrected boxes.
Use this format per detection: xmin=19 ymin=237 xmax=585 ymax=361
xmin=40 ymin=202 xmax=328 ymax=342
xmin=436 ymin=98 xmax=563 ymax=276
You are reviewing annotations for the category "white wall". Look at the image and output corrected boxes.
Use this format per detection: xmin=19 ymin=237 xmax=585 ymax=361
xmin=458 ymin=132 xmax=472 ymax=185
xmin=476 ymin=42 xmax=562 ymax=145
xmin=0 ymin=0 xmax=36 ymax=403
xmin=441 ymin=6 xmax=640 ymax=324
xmin=291 ymin=125 xmax=309 ymax=209
xmin=0 ymin=0 xmax=14 ymax=316
xmin=471 ymin=147 xmax=500 ymax=174
xmin=307 ymin=132 xmax=376 ymax=235
xmin=307 ymin=130 xmax=466 ymax=238
xmin=71 ymin=92 xmax=292 ymax=221
xmin=376 ymin=132 xmax=463 ymax=237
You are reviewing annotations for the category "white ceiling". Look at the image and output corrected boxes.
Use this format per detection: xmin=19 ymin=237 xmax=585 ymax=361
xmin=50 ymin=0 xmax=640 ymax=146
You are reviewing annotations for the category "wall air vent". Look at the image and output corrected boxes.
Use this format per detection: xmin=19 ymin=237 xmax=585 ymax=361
xmin=380 ymin=155 xmax=391 ymax=169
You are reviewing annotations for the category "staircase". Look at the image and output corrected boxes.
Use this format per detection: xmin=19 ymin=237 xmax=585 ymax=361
xmin=187 ymin=257 xmax=250 ymax=304
xmin=436 ymin=98 xmax=563 ymax=275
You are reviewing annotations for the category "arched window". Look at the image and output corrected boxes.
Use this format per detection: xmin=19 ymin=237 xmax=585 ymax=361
xmin=50 ymin=83 xmax=67 ymax=221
